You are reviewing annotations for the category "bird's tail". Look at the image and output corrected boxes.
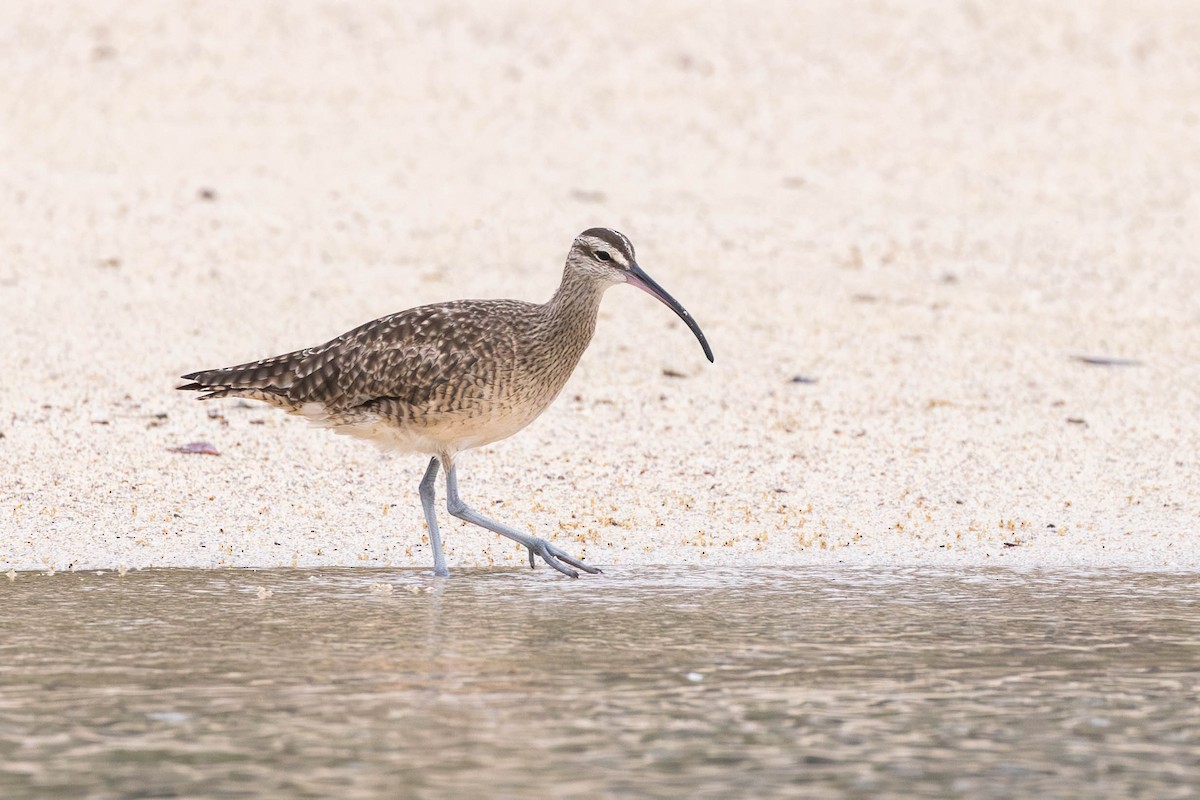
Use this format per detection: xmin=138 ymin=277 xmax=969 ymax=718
xmin=177 ymin=349 xmax=309 ymax=404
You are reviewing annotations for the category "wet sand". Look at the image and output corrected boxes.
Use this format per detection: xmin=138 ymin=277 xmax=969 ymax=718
xmin=2 ymin=1 xmax=1197 ymax=572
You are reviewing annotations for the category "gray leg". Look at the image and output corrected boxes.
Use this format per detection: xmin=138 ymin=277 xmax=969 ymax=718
xmin=419 ymin=457 xmax=449 ymax=577
xmin=443 ymin=464 xmax=601 ymax=578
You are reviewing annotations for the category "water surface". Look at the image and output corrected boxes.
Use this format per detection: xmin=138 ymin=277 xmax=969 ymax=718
xmin=1 ymin=567 xmax=1198 ymax=798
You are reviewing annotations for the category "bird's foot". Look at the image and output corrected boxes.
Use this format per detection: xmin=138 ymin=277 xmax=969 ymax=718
xmin=525 ymin=538 xmax=601 ymax=578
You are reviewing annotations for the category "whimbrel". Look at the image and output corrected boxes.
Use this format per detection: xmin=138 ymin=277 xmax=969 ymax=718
xmin=179 ymin=228 xmax=713 ymax=577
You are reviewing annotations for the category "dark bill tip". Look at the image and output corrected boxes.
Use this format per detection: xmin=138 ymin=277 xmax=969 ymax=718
xmin=626 ymin=264 xmax=714 ymax=363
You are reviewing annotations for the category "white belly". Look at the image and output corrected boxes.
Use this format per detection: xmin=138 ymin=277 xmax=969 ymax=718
xmin=296 ymin=399 xmax=550 ymax=459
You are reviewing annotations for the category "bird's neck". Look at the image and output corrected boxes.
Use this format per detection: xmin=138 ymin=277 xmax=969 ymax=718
xmin=543 ymin=267 xmax=608 ymax=336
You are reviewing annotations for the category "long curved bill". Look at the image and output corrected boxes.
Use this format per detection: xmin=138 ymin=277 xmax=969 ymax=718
xmin=626 ymin=263 xmax=715 ymax=363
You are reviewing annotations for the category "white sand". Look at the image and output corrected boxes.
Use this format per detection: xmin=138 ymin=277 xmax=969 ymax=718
xmin=2 ymin=1 xmax=1197 ymax=573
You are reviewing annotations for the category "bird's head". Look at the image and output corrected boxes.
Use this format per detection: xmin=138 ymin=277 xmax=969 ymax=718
xmin=567 ymin=227 xmax=714 ymax=363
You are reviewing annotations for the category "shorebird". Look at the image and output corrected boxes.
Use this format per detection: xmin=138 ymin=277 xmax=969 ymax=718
xmin=179 ymin=228 xmax=713 ymax=577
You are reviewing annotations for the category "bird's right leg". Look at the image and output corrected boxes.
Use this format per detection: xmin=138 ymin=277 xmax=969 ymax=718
xmin=418 ymin=457 xmax=449 ymax=577
xmin=443 ymin=463 xmax=600 ymax=578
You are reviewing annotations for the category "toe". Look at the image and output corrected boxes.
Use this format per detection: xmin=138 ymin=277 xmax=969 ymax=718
xmin=546 ymin=556 xmax=579 ymax=578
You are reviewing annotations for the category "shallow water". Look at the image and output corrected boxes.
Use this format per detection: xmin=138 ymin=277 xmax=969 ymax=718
xmin=1 ymin=566 xmax=1198 ymax=798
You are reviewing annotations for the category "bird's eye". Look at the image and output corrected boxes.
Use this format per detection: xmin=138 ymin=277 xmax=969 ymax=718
xmin=594 ymin=250 xmax=612 ymax=262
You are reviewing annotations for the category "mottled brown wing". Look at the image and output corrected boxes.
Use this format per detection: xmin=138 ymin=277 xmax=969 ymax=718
xmin=179 ymin=300 xmax=521 ymax=412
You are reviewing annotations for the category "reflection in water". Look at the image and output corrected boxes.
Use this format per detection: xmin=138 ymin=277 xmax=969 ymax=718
xmin=1 ymin=567 xmax=1198 ymax=798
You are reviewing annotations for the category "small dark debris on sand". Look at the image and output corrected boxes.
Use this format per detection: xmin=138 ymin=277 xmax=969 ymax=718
xmin=169 ymin=441 xmax=220 ymax=456
xmin=1071 ymin=355 xmax=1141 ymax=367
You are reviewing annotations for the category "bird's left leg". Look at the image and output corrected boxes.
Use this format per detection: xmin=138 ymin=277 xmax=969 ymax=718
xmin=443 ymin=463 xmax=601 ymax=578
xmin=418 ymin=457 xmax=449 ymax=577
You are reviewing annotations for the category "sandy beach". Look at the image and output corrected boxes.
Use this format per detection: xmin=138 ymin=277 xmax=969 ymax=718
xmin=2 ymin=0 xmax=1197 ymax=573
